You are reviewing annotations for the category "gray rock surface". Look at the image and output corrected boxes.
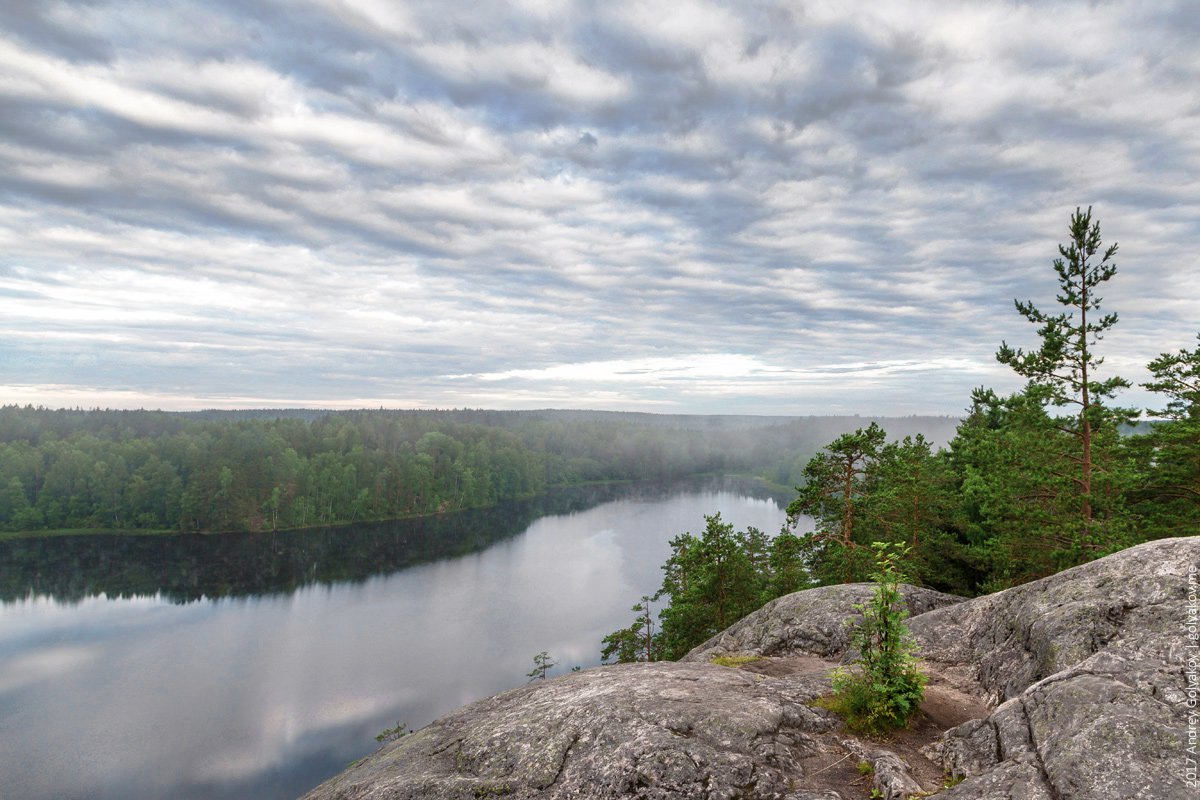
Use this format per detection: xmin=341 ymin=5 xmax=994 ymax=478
xmin=682 ymin=583 xmax=962 ymax=664
xmin=303 ymin=661 xmax=844 ymax=800
xmin=915 ymin=537 xmax=1197 ymax=800
xmin=909 ymin=536 xmax=1189 ymax=702
xmin=302 ymin=537 xmax=1199 ymax=800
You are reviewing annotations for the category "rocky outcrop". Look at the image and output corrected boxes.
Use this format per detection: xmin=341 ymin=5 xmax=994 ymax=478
xmin=914 ymin=537 xmax=1195 ymax=800
xmin=682 ymin=583 xmax=962 ymax=664
xmin=303 ymin=537 xmax=1199 ymax=800
xmin=303 ymin=661 xmax=847 ymax=800
xmin=908 ymin=537 xmax=1187 ymax=702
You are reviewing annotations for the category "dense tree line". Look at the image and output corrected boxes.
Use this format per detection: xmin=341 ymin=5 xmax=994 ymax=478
xmin=605 ymin=209 xmax=1199 ymax=661
xmin=0 ymin=481 xmax=646 ymax=603
xmin=0 ymin=410 xmax=687 ymax=532
xmin=0 ymin=411 xmax=538 ymax=532
xmin=0 ymin=410 xmax=955 ymax=534
xmin=0 ymin=408 xmax=955 ymax=534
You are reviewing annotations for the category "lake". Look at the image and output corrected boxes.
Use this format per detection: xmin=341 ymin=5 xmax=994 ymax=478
xmin=0 ymin=476 xmax=799 ymax=800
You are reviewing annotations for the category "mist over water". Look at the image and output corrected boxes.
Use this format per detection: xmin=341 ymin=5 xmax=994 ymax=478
xmin=0 ymin=477 xmax=800 ymax=800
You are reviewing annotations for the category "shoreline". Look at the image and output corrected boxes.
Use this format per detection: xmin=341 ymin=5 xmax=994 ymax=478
xmin=0 ymin=473 xmax=787 ymax=542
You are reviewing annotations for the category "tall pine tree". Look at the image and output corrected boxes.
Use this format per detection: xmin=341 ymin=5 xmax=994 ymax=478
xmin=995 ymin=207 xmax=1135 ymax=550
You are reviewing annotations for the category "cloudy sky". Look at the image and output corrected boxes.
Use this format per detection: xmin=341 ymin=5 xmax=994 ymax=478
xmin=1 ymin=0 xmax=1197 ymax=415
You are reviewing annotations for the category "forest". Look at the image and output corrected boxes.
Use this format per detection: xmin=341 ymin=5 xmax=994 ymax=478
xmin=0 ymin=405 xmax=954 ymax=535
xmin=603 ymin=208 xmax=1200 ymax=662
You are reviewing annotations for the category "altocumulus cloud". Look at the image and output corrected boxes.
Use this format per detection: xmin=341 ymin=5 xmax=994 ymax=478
xmin=0 ymin=0 xmax=1197 ymax=414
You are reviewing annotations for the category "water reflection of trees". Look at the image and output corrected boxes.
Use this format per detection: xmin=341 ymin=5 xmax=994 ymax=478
xmin=0 ymin=476 xmax=782 ymax=604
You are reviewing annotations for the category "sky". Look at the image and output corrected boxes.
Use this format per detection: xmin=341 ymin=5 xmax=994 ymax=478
xmin=0 ymin=0 xmax=1197 ymax=416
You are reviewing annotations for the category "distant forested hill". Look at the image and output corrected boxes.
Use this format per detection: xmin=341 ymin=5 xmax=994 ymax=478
xmin=0 ymin=406 xmax=958 ymax=534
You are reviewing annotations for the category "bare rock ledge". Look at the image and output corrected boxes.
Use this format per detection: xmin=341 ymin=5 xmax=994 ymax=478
xmin=302 ymin=537 xmax=1198 ymax=800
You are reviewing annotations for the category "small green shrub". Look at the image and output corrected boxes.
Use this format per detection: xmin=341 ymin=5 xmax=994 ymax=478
xmin=828 ymin=542 xmax=926 ymax=734
xmin=856 ymin=759 xmax=874 ymax=776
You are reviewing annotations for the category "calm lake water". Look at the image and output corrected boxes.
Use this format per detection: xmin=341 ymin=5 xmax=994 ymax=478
xmin=0 ymin=476 xmax=798 ymax=800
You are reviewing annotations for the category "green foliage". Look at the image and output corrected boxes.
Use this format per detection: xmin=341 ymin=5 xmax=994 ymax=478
xmin=953 ymin=389 xmax=1090 ymax=586
xmin=786 ymin=423 xmax=887 ymax=584
xmin=995 ymin=207 xmax=1137 ymax=550
xmin=826 ymin=543 xmax=926 ymax=734
xmin=375 ymin=721 xmax=411 ymax=743
xmin=856 ymin=760 xmax=874 ymax=776
xmin=1143 ymin=333 xmax=1200 ymax=420
xmin=786 ymin=424 xmax=972 ymax=593
xmin=765 ymin=529 xmax=809 ymax=597
xmin=527 ymin=651 xmax=556 ymax=681
xmin=601 ymin=595 xmax=660 ymax=663
xmin=862 ymin=435 xmax=972 ymax=593
xmin=1125 ymin=335 xmax=1200 ymax=539
xmin=655 ymin=515 xmax=797 ymax=660
xmin=950 ymin=381 xmax=1141 ymax=589
xmin=941 ymin=773 xmax=965 ymax=789
xmin=603 ymin=513 xmax=810 ymax=663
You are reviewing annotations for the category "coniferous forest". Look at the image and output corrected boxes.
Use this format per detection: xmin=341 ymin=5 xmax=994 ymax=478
xmin=0 ymin=406 xmax=952 ymax=535
xmin=603 ymin=209 xmax=1200 ymax=662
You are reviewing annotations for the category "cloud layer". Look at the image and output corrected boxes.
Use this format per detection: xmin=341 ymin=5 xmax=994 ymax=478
xmin=1 ymin=0 xmax=1197 ymax=414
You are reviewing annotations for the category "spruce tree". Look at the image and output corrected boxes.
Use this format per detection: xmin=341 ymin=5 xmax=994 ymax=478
xmin=865 ymin=435 xmax=966 ymax=592
xmin=950 ymin=387 xmax=1084 ymax=586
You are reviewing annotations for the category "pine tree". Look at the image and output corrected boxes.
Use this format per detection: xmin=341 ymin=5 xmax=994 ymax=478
xmin=1144 ymin=334 xmax=1200 ymax=421
xmin=603 ymin=514 xmax=811 ymax=663
xmin=526 ymin=651 xmax=556 ymax=681
xmin=996 ymin=207 xmax=1135 ymax=549
xmin=950 ymin=387 xmax=1085 ymax=586
xmin=600 ymin=596 xmax=659 ymax=664
xmin=786 ymin=423 xmax=886 ymax=583
xmin=655 ymin=514 xmax=763 ymax=659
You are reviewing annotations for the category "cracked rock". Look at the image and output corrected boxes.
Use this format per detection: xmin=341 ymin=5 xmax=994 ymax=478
xmin=919 ymin=537 xmax=1197 ymax=800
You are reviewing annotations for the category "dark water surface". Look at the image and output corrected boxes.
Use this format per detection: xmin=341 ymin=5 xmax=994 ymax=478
xmin=0 ymin=477 xmax=795 ymax=800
